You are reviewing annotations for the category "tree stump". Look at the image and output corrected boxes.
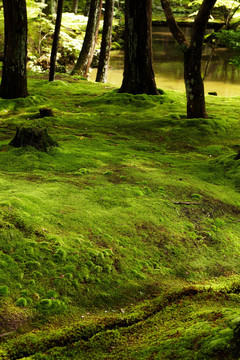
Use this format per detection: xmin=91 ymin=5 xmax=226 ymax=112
xmin=39 ymin=108 xmax=54 ymax=118
xmin=9 ymin=127 xmax=59 ymax=152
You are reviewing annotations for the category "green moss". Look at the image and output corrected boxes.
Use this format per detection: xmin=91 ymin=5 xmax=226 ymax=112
xmin=0 ymin=73 xmax=240 ymax=358
xmin=25 ymin=261 xmax=41 ymax=270
xmin=0 ymin=285 xmax=9 ymax=296
xmin=16 ymin=297 xmax=28 ymax=307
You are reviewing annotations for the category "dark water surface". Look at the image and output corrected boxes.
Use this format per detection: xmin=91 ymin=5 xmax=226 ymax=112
xmin=90 ymin=27 xmax=240 ymax=97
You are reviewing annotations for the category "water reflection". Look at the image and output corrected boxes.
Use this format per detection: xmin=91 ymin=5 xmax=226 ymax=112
xmin=90 ymin=26 xmax=240 ymax=96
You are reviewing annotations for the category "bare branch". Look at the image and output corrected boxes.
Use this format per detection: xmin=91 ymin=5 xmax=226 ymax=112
xmin=191 ymin=0 xmax=217 ymax=47
xmin=160 ymin=0 xmax=189 ymax=46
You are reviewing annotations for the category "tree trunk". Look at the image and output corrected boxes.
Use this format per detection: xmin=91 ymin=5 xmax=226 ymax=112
xmin=119 ymin=0 xmax=159 ymax=95
xmin=160 ymin=0 xmax=217 ymax=118
xmin=71 ymin=0 xmax=102 ymax=77
xmin=184 ymin=46 xmax=207 ymax=118
xmin=0 ymin=0 xmax=28 ymax=99
xmin=49 ymin=0 xmax=64 ymax=81
xmin=96 ymin=0 xmax=115 ymax=83
xmin=42 ymin=0 xmax=57 ymax=16
xmin=72 ymin=0 xmax=78 ymax=14
xmin=84 ymin=0 xmax=91 ymax=16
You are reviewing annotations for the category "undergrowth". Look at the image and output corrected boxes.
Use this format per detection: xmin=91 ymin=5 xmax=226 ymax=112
xmin=0 ymin=73 xmax=240 ymax=359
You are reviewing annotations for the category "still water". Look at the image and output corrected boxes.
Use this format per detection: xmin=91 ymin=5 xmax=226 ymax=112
xmin=90 ymin=27 xmax=240 ymax=97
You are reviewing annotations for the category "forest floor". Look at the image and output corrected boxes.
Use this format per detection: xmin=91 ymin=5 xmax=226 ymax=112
xmin=0 ymin=73 xmax=240 ymax=359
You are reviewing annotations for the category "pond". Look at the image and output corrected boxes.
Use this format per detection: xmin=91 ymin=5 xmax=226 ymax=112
xmin=90 ymin=26 xmax=240 ymax=97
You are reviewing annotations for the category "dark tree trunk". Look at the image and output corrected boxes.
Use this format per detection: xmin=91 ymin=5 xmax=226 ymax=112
xmin=160 ymin=0 xmax=217 ymax=118
xmin=71 ymin=0 xmax=102 ymax=77
xmin=185 ymin=0 xmax=217 ymax=118
xmin=0 ymin=0 xmax=28 ymax=99
xmin=184 ymin=46 xmax=207 ymax=118
xmin=96 ymin=0 xmax=115 ymax=83
xmin=49 ymin=0 xmax=64 ymax=81
xmin=119 ymin=0 xmax=158 ymax=95
xmin=84 ymin=0 xmax=91 ymax=16
xmin=72 ymin=0 xmax=78 ymax=14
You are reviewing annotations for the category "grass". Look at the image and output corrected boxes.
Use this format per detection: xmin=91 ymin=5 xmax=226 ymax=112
xmin=0 ymin=73 xmax=240 ymax=359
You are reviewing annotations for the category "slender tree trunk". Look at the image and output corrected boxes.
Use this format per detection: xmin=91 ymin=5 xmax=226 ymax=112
xmin=84 ymin=0 xmax=91 ymax=16
xmin=72 ymin=0 xmax=78 ymax=14
xmin=42 ymin=0 xmax=57 ymax=16
xmin=71 ymin=0 xmax=102 ymax=77
xmin=49 ymin=0 xmax=64 ymax=81
xmin=96 ymin=0 xmax=115 ymax=83
xmin=119 ymin=0 xmax=159 ymax=95
xmin=0 ymin=0 xmax=28 ymax=99
xmin=184 ymin=46 xmax=206 ymax=118
xmin=160 ymin=0 xmax=217 ymax=118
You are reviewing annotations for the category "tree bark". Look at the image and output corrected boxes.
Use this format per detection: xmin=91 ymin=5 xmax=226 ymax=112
xmin=96 ymin=0 xmax=115 ymax=83
xmin=119 ymin=0 xmax=159 ymax=95
xmin=84 ymin=0 xmax=91 ymax=16
xmin=184 ymin=46 xmax=207 ymax=118
xmin=42 ymin=0 xmax=57 ymax=16
xmin=160 ymin=0 xmax=217 ymax=118
xmin=72 ymin=0 xmax=78 ymax=14
xmin=160 ymin=0 xmax=188 ymax=46
xmin=71 ymin=0 xmax=103 ymax=77
xmin=49 ymin=0 xmax=64 ymax=81
xmin=0 ymin=0 xmax=28 ymax=99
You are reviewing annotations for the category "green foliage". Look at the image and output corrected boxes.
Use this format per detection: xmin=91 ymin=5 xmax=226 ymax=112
xmin=217 ymin=30 xmax=240 ymax=67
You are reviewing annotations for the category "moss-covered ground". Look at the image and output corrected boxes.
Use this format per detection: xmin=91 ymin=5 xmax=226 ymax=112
xmin=0 ymin=73 xmax=240 ymax=359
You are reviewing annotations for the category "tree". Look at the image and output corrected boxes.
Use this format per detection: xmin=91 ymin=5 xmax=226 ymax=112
xmin=49 ymin=0 xmax=64 ymax=81
xmin=42 ymin=0 xmax=57 ymax=16
xmin=84 ymin=0 xmax=91 ymax=15
xmin=0 ymin=0 xmax=28 ymax=99
xmin=160 ymin=0 xmax=217 ymax=118
xmin=72 ymin=0 xmax=79 ymax=13
xmin=96 ymin=0 xmax=115 ymax=83
xmin=119 ymin=0 xmax=159 ymax=95
xmin=71 ymin=0 xmax=103 ymax=77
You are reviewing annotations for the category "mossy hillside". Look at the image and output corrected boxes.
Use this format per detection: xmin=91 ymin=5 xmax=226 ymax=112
xmin=0 ymin=74 xmax=240 ymax=357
